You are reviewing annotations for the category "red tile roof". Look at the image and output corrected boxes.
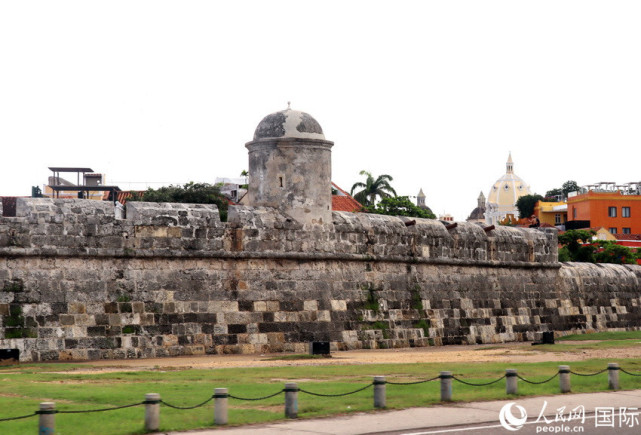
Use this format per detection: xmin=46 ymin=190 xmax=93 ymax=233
xmin=615 ymin=234 xmax=641 ymax=241
xmin=332 ymin=183 xmax=363 ymax=213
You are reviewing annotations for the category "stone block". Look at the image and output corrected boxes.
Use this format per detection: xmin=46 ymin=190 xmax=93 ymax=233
xmin=68 ymin=303 xmax=86 ymax=314
xmin=330 ymin=300 xmax=347 ymax=311
xmin=303 ymin=300 xmax=318 ymax=311
xmin=59 ymin=315 xmax=75 ymax=326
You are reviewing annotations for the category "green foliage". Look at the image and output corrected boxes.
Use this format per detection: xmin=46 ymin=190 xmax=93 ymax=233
xmin=558 ymin=246 xmax=571 ymax=262
xmin=240 ymin=170 xmax=249 ymax=189
xmin=2 ymin=279 xmax=24 ymax=292
xmin=350 ymin=170 xmax=396 ymax=206
xmin=4 ymin=329 xmax=24 ymax=339
xmin=362 ymin=321 xmax=390 ymax=339
xmin=414 ymin=319 xmax=430 ymax=337
xmin=562 ymin=180 xmax=580 ymax=197
xmin=544 ymin=187 xmax=562 ymax=200
xmin=594 ymin=241 xmax=639 ymax=265
xmin=515 ymin=194 xmax=544 ymax=218
xmin=410 ymin=287 xmax=423 ymax=310
xmin=128 ymin=182 xmax=228 ymax=221
xmin=557 ymin=229 xmax=597 ymax=262
xmin=364 ymin=196 xmax=435 ymax=219
xmin=364 ymin=289 xmax=379 ymax=312
xmin=545 ymin=180 xmax=580 ymax=200
xmin=557 ymin=230 xmax=638 ymax=264
xmin=121 ymin=326 xmax=135 ymax=334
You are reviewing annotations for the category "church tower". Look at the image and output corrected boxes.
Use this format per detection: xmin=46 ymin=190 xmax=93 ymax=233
xmin=417 ymin=188 xmax=426 ymax=208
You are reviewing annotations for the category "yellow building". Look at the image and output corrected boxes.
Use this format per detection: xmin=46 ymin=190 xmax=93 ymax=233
xmin=534 ymin=200 xmax=567 ymax=228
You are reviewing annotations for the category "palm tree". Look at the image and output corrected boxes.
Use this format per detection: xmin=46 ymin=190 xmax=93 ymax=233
xmin=350 ymin=170 xmax=397 ymax=206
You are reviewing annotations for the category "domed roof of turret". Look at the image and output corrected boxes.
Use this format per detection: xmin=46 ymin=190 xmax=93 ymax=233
xmin=253 ymin=106 xmax=325 ymax=141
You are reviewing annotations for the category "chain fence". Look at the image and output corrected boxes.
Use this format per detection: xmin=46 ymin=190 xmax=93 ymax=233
xmin=2 ymin=363 xmax=640 ymax=430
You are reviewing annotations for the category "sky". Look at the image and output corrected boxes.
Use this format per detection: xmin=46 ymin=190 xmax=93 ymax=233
xmin=1 ymin=1 xmax=640 ymax=221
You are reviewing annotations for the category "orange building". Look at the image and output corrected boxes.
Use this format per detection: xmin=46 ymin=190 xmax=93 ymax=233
xmin=567 ymin=187 xmax=641 ymax=234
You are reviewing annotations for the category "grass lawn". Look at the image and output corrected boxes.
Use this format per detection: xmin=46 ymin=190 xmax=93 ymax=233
xmin=2 ymin=355 xmax=641 ymax=434
xmin=557 ymin=330 xmax=641 ymax=341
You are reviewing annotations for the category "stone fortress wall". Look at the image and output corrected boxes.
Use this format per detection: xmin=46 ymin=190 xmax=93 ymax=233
xmin=1 ymin=197 xmax=640 ymax=362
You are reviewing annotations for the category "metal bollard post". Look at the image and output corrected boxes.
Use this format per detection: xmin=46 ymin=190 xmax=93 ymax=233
xmin=559 ymin=365 xmax=571 ymax=393
xmin=373 ymin=376 xmax=386 ymax=408
xmin=440 ymin=371 xmax=453 ymax=402
xmin=506 ymin=369 xmax=518 ymax=395
xmin=214 ymin=388 xmax=228 ymax=425
xmin=284 ymin=382 xmax=298 ymax=419
xmin=38 ymin=402 xmax=56 ymax=435
xmin=608 ymin=363 xmax=620 ymax=390
xmin=144 ymin=393 xmax=161 ymax=432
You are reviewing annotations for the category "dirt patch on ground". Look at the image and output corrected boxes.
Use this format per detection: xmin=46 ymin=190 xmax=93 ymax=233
xmin=55 ymin=341 xmax=641 ymax=374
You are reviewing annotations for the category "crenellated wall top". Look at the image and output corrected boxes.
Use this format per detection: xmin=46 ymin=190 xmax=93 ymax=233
xmin=0 ymin=198 xmax=558 ymax=266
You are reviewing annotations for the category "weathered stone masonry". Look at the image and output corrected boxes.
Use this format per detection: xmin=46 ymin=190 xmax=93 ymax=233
xmin=0 ymin=198 xmax=640 ymax=361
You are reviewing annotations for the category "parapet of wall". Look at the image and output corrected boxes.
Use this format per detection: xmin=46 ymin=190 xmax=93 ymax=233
xmin=1 ymin=199 xmax=558 ymax=265
xmin=0 ymin=198 xmax=638 ymax=362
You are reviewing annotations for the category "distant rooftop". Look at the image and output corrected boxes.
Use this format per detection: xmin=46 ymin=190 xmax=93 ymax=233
xmin=48 ymin=167 xmax=94 ymax=173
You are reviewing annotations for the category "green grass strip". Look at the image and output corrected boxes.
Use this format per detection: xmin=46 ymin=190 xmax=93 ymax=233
xmin=1 ymin=358 xmax=641 ymax=434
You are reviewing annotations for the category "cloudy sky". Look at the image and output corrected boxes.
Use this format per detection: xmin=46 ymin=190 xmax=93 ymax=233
xmin=1 ymin=1 xmax=640 ymax=220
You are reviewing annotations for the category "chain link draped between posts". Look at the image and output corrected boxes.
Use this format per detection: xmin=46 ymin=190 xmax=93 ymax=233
xmin=517 ymin=372 xmax=559 ymax=385
xmin=228 ymin=389 xmax=285 ymax=401
xmin=620 ymin=368 xmax=641 ymax=377
xmin=386 ymin=375 xmax=441 ymax=385
xmin=0 ymin=412 xmax=37 ymax=422
xmin=299 ymin=383 xmax=373 ymax=397
xmin=56 ymin=402 xmax=145 ymax=414
xmin=569 ymin=368 xmax=608 ymax=377
xmin=160 ymin=397 xmax=214 ymax=410
xmin=452 ymin=374 xmax=506 ymax=386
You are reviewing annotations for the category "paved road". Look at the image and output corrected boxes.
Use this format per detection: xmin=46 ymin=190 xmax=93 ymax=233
xmin=166 ymin=389 xmax=641 ymax=435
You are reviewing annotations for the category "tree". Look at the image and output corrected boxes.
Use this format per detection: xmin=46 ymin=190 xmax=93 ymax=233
xmin=562 ymin=180 xmax=580 ymax=197
xmin=515 ymin=194 xmax=544 ymax=218
xmin=240 ymin=170 xmax=248 ymax=189
xmin=545 ymin=180 xmax=580 ymax=200
xmin=558 ymin=229 xmax=597 ymax=262
xmin=365 ymin=196 xmax=435 ymax=219
xmin=594 ymin=241 xmax=639 ymax=265
xmin=544 ymin=187 xmax=562 ymax=199
xmin=558 ymin=230 xmax=640 ymax=264
xmin=129 ymin=182 xmax=229 ymax=221
xmin=350 ymin=171 xmax=397 ymax=206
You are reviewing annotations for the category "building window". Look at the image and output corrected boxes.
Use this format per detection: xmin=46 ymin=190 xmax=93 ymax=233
xmin=555 ymin=214 xmax=561 ymax=225
xmin=622 ymin=228 xmax=631 ymax=234
xmin=608 ymin=207 xmax=617 ymax=217
xmin=572 ymin=207 xmax=576 ymax=219
xmin=609 ymin=227 xmax=617 ymax=234
xmin=623 ymin=207 xmax=631 ymax=218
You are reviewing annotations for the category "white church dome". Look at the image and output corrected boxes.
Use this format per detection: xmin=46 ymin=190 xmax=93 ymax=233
xmin=486 ymin=153 xmax=531 ymax=223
